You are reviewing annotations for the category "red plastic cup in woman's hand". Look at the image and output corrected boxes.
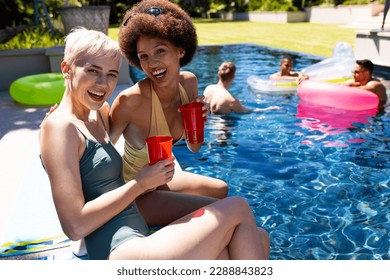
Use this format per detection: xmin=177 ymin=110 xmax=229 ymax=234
xmin=145 ymin=135 xmax=173 ymax=165
xmin=179 ymin=101 xmax=205 ymax=144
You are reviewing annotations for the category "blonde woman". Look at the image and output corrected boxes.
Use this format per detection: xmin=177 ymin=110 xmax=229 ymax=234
xmin=40 ymin=27 xmax=270 ymax=260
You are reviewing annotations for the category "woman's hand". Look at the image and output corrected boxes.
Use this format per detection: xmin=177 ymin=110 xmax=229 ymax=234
xmin=194 ymin=95 xmax=210 ymax=120
xmin=40 ymin=104 xmax=59 ymax=126
xmin=134 ymin=156 xmax=175 ymax=194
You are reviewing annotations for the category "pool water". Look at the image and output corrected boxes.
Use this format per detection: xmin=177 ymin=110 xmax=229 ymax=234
xmin=132 ymin=44 xmax=390 ymax=260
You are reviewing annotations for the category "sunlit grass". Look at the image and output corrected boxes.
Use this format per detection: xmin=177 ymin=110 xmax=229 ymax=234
xmin=195 ymin=21 xmax=359 ymax=57
xmin=109 ymin=19 xmax=361 ymax=58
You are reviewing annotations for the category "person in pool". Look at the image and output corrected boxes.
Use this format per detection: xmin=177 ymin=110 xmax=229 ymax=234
xmin=40 ymin=27 xmax=270 ymax=260
xmin=344 ymin=59 xmax=387 ymax=109
xmin=204 ymin=61 xmax=280 ymax=114
xmin=110 ymin=0 xmax=227 ymax=199
xmin=270 ymin=56 xmax=308 ymax=83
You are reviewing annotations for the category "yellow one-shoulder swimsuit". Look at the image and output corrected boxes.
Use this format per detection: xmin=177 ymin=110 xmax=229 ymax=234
xmin=122 ymin=83 xmax=189 ymax=182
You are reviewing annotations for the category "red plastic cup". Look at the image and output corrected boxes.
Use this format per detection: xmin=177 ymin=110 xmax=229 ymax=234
xmin=180 ymin=101 xmax=205 ymax=144
xmin=145 ymin=135 xmax=173 ymax=165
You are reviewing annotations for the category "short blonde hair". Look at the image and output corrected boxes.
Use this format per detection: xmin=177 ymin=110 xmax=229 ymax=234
xmin=64 ymin=27 xmax=122 ymax=66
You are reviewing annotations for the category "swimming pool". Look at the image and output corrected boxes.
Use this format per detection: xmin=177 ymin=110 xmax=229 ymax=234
xmin=172 ymin=44 xmax=390 ymax=260
xmin=131 ymin=43 xmax=389 ymax=259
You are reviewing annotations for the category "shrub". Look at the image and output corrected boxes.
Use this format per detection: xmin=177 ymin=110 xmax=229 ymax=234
xmin=0 ymin=26 xmax=64 ymax=50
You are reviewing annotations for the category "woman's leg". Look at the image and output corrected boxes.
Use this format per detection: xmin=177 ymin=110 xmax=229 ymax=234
xmin=109 ymin=196 xmax=270 ymax=260
xmin=257 ymin=227 xmax=270 ymax=258
xmin=157 ymin=170 xmax=228 ymax=199
xmin=136 ymin=191 xmax=217 ymax=226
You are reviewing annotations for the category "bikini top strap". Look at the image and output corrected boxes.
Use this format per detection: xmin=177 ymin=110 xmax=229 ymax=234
xmin=97 ymin=110 xmax=111 ymax=141
xmin=97 ymin=110 xmax=108 ymax=133
xmin=73 ymin=111 xmax=108 ymax=141
xmin=73 ymin=124 xmax=87 ymax=140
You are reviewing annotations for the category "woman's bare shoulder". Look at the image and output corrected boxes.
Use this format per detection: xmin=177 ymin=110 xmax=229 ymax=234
xmin=180 ymin=70 xmax=197 ymax=82
xmin=41 ymin=110 xmax=70 ymax=131
xmin=180 ymin=71 xmax=198 ymax=100
xmin=40 ymin=112 xmax=80 ymax=151
xmin=113 ymin=81 xmax=149 ymax=110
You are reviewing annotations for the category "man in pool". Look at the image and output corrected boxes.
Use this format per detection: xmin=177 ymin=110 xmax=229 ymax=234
xmin=270 ymin=56 xmax=308 ymax=83
xmin=204 ymin=61 xmax=280 ymax=114
xmin=344 ymin=59 xmax=387 ymax=109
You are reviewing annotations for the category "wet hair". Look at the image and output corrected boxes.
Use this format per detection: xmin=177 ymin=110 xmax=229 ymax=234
xmin=356 ymin=59 xmax=374 ymax=73
xmin=64 ymin=27 xmax=122 ymax=67
xmin=119 ymin=0 xmax=198 ymax=70
xmin=218 ymin=62 xmax=236 ymax=82
xmin=280 ymin=56 xmax=293 ymax=64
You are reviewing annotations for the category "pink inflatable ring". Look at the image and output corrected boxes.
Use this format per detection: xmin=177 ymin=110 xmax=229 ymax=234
xmin=297 ymin=80 xmax=379 ymax=111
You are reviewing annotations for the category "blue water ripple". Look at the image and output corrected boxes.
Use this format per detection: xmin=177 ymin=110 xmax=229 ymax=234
xmin=175 ymin=44 xmax=390 ymax=259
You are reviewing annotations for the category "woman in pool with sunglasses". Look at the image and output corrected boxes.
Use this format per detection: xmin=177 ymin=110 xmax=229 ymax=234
xmin=110 ymin=0 xmax=228 ymax=202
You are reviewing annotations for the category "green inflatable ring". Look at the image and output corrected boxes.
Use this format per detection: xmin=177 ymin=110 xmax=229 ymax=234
xmin=9 ymin=73 xmax=65 ymax=105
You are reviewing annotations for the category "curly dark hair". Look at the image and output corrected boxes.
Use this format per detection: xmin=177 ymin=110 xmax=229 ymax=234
xmin=119 ymin=0 xmax=198 ymax=70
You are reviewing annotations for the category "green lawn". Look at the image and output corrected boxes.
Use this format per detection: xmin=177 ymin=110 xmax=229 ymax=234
xmin=109 ymin=19 xmax=361 ymax=58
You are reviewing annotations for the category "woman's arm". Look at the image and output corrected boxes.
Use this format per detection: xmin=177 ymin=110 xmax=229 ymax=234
xmin=109 ymin=86 xmax=142 ymax=145
xmin=40 ymin=116 xmax=174 ymax=241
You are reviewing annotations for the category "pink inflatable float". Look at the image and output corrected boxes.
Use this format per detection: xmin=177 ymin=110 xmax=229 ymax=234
xmin=297 ymin=80 xmax=379 ymax=111
xmin=296 ymin=99 xmax=377 ymax=135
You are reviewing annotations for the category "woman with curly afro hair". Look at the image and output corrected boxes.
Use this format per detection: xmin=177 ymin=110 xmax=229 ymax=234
xmin=104 ymin=0 xmax=270 ymax=260
xmin=110 ymin=1 xmax=228 ymax=209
